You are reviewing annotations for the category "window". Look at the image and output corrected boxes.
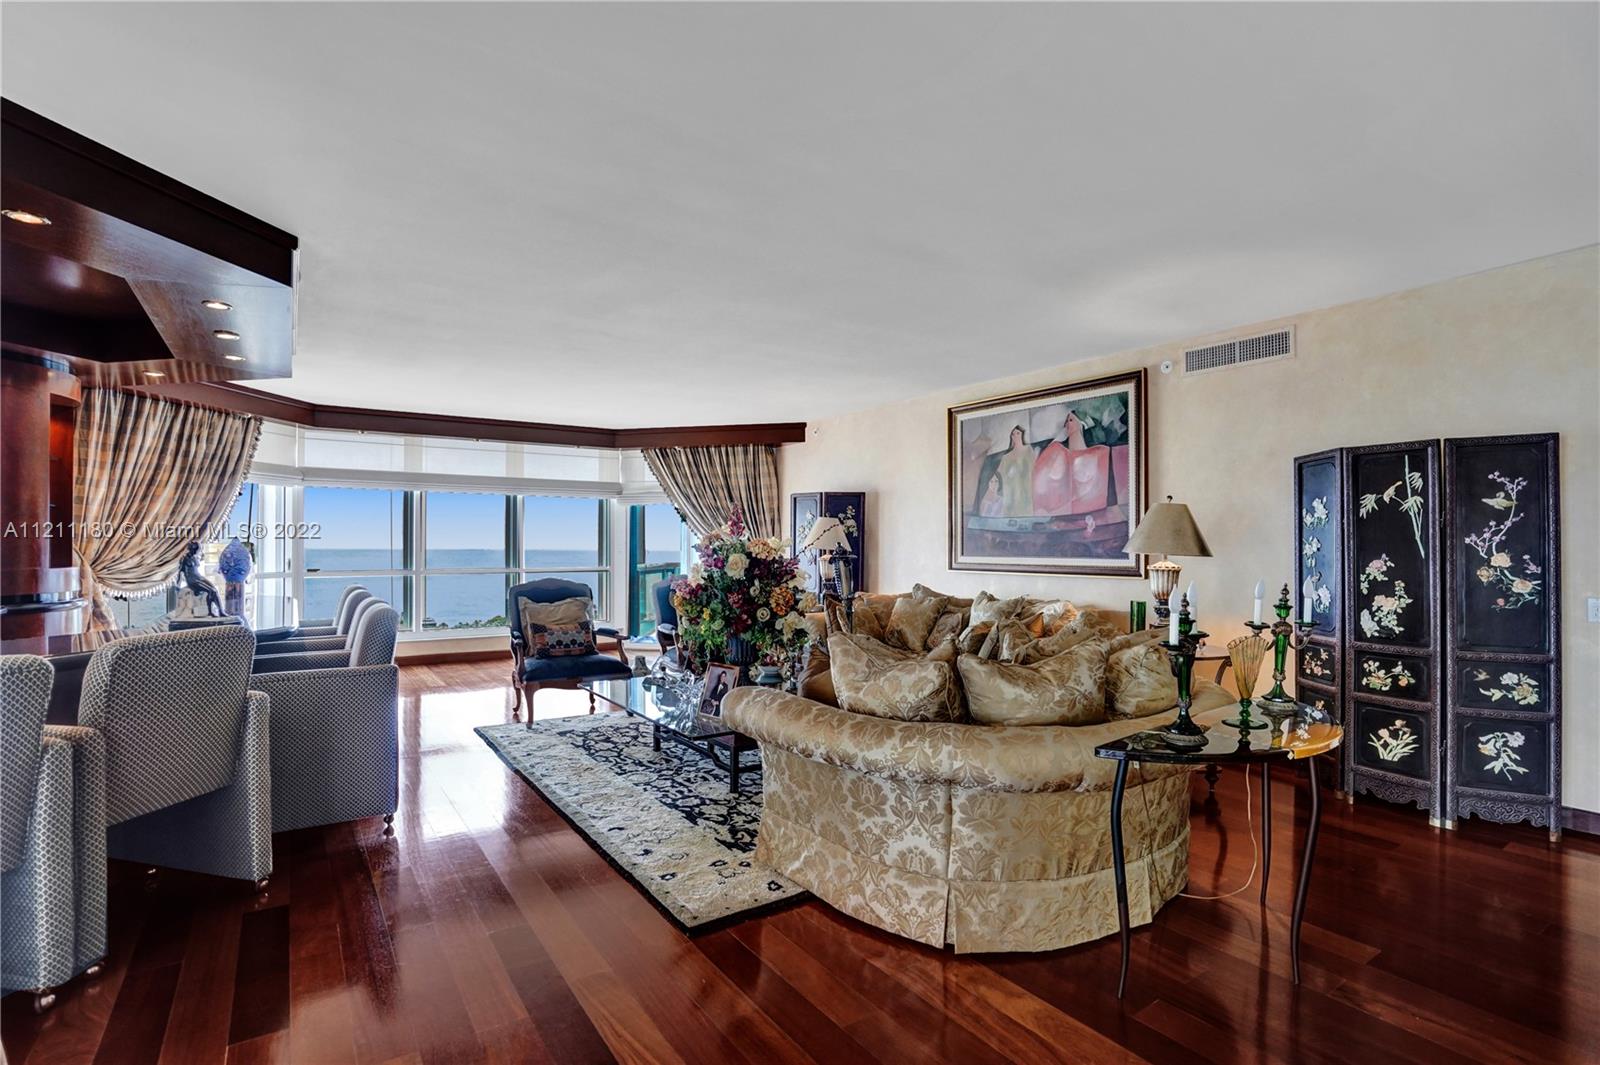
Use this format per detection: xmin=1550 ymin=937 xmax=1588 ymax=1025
xmin=522 ymin=496 xmax=608 ymax=609
xmin=628 ymin=503 xmax=689 ymax=634
xmin=421 ymin=491 xmax=513 ymax=630
xmin=301 ymin=486 xmax=411 ymax=625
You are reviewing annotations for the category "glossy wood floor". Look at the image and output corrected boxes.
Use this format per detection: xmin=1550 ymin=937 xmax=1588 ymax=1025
xmin=4 ymin=659 xmax=1597 ymax=1065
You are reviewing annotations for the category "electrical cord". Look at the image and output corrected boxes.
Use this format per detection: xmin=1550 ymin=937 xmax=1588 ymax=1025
xmin=1134 ymin=762 xmax=1259 ymax=901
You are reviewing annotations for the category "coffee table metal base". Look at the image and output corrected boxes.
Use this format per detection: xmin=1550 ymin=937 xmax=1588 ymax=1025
xmin=650 ymin=722 xmax=759 ymax=793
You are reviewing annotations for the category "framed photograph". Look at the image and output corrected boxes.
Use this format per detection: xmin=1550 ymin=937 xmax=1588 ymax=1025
xmin=699 ymin=662 xmax=740 ymax=718
xmin=948 ymin=369 xmax=1146 ymax=576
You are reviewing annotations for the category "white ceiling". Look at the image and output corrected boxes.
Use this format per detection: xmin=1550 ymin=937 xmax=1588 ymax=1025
xmin=4 ymin=2 xmax=1596 ymax=428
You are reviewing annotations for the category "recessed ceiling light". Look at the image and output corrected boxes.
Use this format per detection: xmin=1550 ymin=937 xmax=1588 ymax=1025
xmin=223 ymin=353 xmax=246 ymax=362
xmin=143 ymin=370 xmax=166 ymax=378
xmin=201 ymin=299 xmax=232 ymax=311
xmin=213 ymin=330 xmax=241 ymax=341
xmin=1 ymin=209 xmax=51 ymax=225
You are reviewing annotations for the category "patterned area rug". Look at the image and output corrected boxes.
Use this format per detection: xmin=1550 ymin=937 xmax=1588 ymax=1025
xmin=475 ymin=713 xmax=806 ymax=930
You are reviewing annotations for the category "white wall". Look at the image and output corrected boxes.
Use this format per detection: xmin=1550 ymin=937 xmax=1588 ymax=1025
xmin=780 ymin=246 xmax=1600 ymax=813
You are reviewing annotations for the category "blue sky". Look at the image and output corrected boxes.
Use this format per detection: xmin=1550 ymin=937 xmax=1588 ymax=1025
xmin=235 ymin=486 xmax=680 ymax=554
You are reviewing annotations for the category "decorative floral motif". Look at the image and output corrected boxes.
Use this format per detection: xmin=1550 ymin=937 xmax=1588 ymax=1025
xmin=1473 ymin=668 xmax=1540 ymax=707
xmin=1476 ymin=730 xmax=1529 ymax=780
xmin=1359 ymin=455 xmax=1427 ymax=559
xmin=1465 ymin=472 xmax=1541 ymax=611
xmin=1357 ymin=555 xmax=1412 ymax=638
xmin=1368 ymin=718 xmax=1421 ymax=762
xmin=1302 ymin=535 xmax=1321 ymax=559
xmin=1361 ymin=658 xmax=1416 ymax=692
xmin=1301 ymin=649 xmax=1333 ymax=680
xmin=1301 ymin=496 xmax=1330 ymax=530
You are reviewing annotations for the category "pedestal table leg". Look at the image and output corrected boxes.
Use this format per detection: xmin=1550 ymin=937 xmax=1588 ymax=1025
xmin=1290 ymin=755 xmax=1323 ymax=984
xmin=1110 ymin=759 xmax=1131 ymax=998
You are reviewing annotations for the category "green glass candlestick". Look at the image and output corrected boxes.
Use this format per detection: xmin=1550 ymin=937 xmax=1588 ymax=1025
xmin=1256 ymin=583 xmax=1316 ymax=723
xmin=1159 ymin=596 xmax=1209 ymax=746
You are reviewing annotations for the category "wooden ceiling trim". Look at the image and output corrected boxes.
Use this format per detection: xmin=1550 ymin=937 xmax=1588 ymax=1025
xmin=141 ymin=381 xmax=806 ymax=449
xmin=2 ymin=99 xmax=297 ymax=283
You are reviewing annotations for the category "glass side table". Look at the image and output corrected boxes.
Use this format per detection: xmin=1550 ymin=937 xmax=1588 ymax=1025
xmin=1094 ymin=708 xmax=1343 ymax=997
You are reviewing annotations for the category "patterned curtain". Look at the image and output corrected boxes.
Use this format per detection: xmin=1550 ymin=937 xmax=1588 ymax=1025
xmin=642 ymin=445 xmax=781 ymax=538
xmin=73 ymin=389 xmax=262 ymax=630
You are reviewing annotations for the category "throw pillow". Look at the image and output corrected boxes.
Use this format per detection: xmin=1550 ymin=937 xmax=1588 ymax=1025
xmin=1018 ymin=597 xmax=1079 ymax=636
xmin=956 ymin=591 xmax=1029 ymax=651
xmin=1106 ymin=640 xmax=1180 ymax=719
xmin=519 ymin=596 xmax=591 ymax=651
xmin=912 ymin=583 xmax=974 ymax=608
xmin=1013 ymin=619 xmax=1097 ymax=664
xmin=886 ymin=595 xmax=948 ymax=651
xmin=798 ymin=641 xmax=839 ymax=708
xmin=525 ymin=620 xmax=597 ymax=659
xmin=827 ymin=633 xmax=963 ymax=723
xmin=925 ymin=605 xmax=970 ymax=650
xmin=958 ymin=637 xmax=1110 ymax=726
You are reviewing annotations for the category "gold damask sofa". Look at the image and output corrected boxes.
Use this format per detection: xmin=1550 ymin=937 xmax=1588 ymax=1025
xmin=721 ymin=591 xmax=1235 ymax=953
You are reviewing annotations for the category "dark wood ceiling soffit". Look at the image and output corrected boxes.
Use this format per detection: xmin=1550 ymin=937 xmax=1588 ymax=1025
xmin=1 ymin=99 xmax=298 ymax=386
xmin=136 ymin=380 xmax=807 ymax=450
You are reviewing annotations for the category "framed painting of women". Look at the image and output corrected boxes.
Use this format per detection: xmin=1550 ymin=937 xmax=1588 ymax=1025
xmin=947 ymin=369 xmax=1147 ymax=576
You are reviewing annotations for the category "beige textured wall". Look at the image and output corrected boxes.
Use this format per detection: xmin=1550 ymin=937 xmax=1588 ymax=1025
xmin=780 ymin=246 xmax=1600 ymax=813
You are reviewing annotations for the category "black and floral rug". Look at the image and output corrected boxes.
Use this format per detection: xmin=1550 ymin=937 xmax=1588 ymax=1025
xmin=474 ymin=713 xmax=806 ymax=930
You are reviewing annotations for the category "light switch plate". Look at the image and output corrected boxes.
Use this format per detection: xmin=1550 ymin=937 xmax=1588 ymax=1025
xmin=1589 ymin=597 xmax=1600 ymax=624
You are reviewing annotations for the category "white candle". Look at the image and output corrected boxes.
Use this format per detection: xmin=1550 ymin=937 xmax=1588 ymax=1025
xmin=1302 ymin=594 xmax=1314 ymax=624
xmin=1252 ymin=580 xmax=1264 ymax=625
xmin=1184 ymin=581 xmax=1196 ymax=618
xmin=1168 ymin=607 xmax=1179 ymax=644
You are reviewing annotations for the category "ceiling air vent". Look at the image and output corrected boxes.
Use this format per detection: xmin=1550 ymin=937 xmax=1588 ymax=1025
xmin=1183 ymin=326 xmax=1295 ymax=375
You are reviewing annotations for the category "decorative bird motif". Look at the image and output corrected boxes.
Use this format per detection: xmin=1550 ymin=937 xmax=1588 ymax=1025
xmin=1482 ymin=492 xmax=1515 ymax=510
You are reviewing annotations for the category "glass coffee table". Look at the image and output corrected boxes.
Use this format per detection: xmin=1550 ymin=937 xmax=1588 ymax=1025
xmin=607 ymin=676 xmax=761 ymax=793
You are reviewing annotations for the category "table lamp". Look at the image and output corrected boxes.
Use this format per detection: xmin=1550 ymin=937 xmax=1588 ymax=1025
xmin=799 ymin=515 xmax=856 ymax=610
xmin=1123 ymin=496 xmax=1211 ymax=627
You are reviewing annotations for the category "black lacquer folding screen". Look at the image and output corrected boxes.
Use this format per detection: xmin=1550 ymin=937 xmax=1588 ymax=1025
xmin=1292 ymin=433 xmax=1560 ymax=833
xmin=1442 ymin=434 xmax=1561 ymax=837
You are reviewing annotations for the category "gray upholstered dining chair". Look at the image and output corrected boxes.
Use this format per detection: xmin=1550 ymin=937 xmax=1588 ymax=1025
xmin=252 ymin=600 xmax=399 ymax=674
xmin=256 ymin=592 xmax=380 ymax=658
xmin=248 ymin=603 xmax=400 ymax=833
xmin=508 ymin=577 xmax=630 ymax=720
xmin=1 ymin=655 xmax=108 ymax=1012
xmin=79 ymin=625 xmax=273 ymax=890
xmin=290 ymin=585 xmax=370 ymax=638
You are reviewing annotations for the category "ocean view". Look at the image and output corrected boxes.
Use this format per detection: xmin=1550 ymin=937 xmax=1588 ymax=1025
xmin=301 ymin=547 xmax=681 ymax=628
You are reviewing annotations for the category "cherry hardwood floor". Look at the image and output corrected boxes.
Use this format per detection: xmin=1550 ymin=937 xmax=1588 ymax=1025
xmin=4 ymin=658 xmax=1597 ymax=1064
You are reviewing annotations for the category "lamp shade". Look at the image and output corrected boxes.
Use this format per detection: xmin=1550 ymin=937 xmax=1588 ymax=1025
xmin=799 ymin=515 xmax=852 ymax=554
xmin=1123 ymin=499 xmax=1212 ymax=557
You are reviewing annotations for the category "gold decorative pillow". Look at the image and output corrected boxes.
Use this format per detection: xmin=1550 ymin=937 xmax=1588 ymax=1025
xmin=841 ymin=592 xmax=900 ymax=641
xmin=957 ymin=638 xmax=1110 ymax=726
xmin=1108 ymin=628 xmax=1163 ymax=655
xmin=956 ymin=591 xmax=1028 ymax=650
xmin=1013 ymin=620 xmax=1097 ymax=664
xmin=1018 ymin=597 xmax=1079 ymax=636
xmin=827 ymin=633 xmax=963 ymax=723
xmin=1106 ymin=639 xmax=1180 ymax=719
xmin=925 ymin=606 xmax=969 ymax=650
xmin=886 ymin=595 xmax=947 ymax=651
xmin=798 ymin=642 xmax=839 ymax=708
xmin=519 ymin=596 xmax=591 ymax=651
xmin=912 ymin=583 xmax=974 ymax=609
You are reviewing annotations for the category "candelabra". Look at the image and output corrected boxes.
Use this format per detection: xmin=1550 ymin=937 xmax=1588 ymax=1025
xmin=1254 ymin=583 xmax=1317 ymax=723
xmin=1157 ymin=595 xmax=1210 ymax=746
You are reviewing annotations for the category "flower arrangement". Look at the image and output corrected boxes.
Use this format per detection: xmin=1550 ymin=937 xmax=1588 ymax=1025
xmin=670 ymin=508 xmax=819 ymax=677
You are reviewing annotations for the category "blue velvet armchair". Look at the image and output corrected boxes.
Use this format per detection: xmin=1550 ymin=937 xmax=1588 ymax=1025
xmin=508 ymin=578 xmax=630 ymax=721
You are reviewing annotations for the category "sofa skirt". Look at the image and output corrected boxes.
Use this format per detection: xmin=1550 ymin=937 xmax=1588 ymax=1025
xmin=755 ymin=746 xmax=1191 ymax=953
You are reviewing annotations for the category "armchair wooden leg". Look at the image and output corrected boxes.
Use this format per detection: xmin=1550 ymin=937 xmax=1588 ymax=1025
xmin=522 ymin=684 xmax=538 ymax=728
xmin=588 ymin=687 xmax=597 ymax=714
